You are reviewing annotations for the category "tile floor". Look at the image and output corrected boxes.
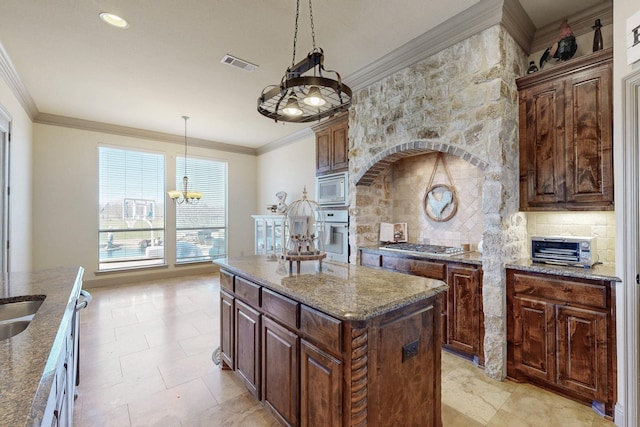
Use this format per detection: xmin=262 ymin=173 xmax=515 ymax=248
xmin=73 ymin=273 xmax=615 ymax=427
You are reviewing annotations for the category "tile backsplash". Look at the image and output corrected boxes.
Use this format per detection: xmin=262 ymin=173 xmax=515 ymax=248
xmin=524 ymin=211 xmax=616 ymax=265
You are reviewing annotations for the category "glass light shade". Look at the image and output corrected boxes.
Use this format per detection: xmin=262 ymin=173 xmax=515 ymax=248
xmin=303 ymin=86 xmax=326 ymax=106
xmin=282 ymin=97 xmax=303 ymax=116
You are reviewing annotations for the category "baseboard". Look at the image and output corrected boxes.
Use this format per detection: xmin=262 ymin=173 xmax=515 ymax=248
xmin=83 ymin=264 xmax=219 ymax=288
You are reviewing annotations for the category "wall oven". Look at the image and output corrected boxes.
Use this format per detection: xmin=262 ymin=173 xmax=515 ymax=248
xmin=316 ymin=172 xmax=348 ymax=207
xmin=318 ymin=209 xmax=349 ymax=263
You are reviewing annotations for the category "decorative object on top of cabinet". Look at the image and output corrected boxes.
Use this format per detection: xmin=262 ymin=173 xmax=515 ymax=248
xmin=282 ymin=187 xmax=326 ymax=272
xmin=592 ymin=19 xmax=603 ymax=52
xmin=314 ymin=112 xmax=348 ymax=175
xmin=275 ymin=191 xmax=288 ymax=213
xmin=517 ymin=48 xmax=613 ymax=211
xmin=539 ymin=19 xmax=577 ymax=69
xmin=423 ymin=153 xmax=458 ymax=222
xmin=527 ymin=61 xmax=538 ymax=74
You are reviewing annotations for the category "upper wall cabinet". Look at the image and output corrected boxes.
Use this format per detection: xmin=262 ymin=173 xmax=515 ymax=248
xmin=517 ymin=48 xmax=613 ymax=211
xmin=313 ymin=113 xmax=349 ymax=175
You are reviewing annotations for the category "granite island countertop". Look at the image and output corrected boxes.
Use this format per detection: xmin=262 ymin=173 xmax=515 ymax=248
xmin=0 ymin=267 xmax=84 ymax=427
xmin=214 ymin=256 xmax=448 ymax=321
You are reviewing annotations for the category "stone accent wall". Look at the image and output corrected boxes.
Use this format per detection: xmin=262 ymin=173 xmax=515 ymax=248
xmin=348 ymin=25 xmax=528 ymax=380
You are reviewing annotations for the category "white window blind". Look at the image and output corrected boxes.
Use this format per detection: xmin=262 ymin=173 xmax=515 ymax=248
xmin=175 ymin=157 xmax=227 ymax=263
xmin=99 ymin=147 xmax=165 ymax=270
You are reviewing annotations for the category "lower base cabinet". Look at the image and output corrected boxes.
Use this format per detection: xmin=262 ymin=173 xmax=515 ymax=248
xmin=300 ymin=340 xmax=342 ymax=427
xmin=360 ymin=250 xmax=484 ymax=364
xmin=262 ymin=316 xmax=299 ymax=426
xmin=219 ymin=268 xmax=443 ymax=426
xmin=506 ymin=269 xmax=616 ymax=417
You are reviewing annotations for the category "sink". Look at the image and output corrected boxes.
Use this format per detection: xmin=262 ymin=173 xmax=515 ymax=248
xmin=0 ymin=296 xmax=45 ymax=340
xmin=0 ymin=299 xmax=45 ymax=322
xmin=0 ymin=320 xmax=31 ymax=340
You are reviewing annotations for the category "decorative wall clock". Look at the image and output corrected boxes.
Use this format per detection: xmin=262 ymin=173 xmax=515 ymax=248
xmin=423 ymin=153 xmax=458 ymax=222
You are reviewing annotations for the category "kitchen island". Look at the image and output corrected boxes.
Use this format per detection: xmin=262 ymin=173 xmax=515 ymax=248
xmin=214 ymin=256 xmax=448 ymax=427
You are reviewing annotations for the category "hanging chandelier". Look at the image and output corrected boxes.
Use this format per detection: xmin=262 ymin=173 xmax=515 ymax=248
xmin=168 ymin=116 xmax=202 ymax=204
xmin=257 ymin=0 xmax=352 ymax=123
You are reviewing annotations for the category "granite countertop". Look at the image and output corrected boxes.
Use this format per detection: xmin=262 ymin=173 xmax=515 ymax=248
xmin=359 ymin=245 xmax=484 ymax=266
xmin=0 ymin=267 xmax=84 ymax=427
xmin=505 ymin=258 xmax=620 ymax=282
xmin=214 ymin=256 xmax=448 ymax=321
xmin=360 ymin=246 xmax=620 ymax=282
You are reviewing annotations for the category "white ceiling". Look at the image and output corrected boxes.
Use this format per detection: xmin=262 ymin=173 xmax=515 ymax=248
xmin=0 ymin=0 xmax=608 ymax=150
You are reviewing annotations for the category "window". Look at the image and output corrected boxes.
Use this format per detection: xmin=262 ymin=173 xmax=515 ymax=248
xmin=99 ymin=147 xmax=165 ymax=270
xmin=175 ymin=157 xmax=227 ymax=263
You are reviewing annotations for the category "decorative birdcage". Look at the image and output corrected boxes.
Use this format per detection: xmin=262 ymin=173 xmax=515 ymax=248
xmin=282 ymin=187 xmax=326 ymax=273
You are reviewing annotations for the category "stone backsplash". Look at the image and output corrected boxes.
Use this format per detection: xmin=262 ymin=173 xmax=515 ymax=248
xmin=525 ymin=211 xmax=616 ymax=265
xmin=390 ymin=153 xmax=484 ymax=249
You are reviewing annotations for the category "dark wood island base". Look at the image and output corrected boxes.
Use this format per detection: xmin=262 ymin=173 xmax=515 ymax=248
xmin=215 ymin=256 xmax=447 ymax=427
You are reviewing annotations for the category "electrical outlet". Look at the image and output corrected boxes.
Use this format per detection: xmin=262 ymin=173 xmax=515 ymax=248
xmin=402 ymin=339 xmax=419 ymax=363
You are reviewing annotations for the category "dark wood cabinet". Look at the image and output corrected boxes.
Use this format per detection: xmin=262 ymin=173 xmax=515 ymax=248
xmin=314 ymin=113 xmax=349 ymax=175
xmin=360 ymin=249 xmax=483 ymax=363
xmin=262 ymin=316 xmax=299 ymax=427
xmin=219 ymin=264 xmax=444 ymax=426
xmin=220 ymin=290 xmax=235 ymax=370
xmin=506 ymin=269 xmax=616 ymax=417
xmin=300 ymin=340 xmax=342 ymax=427
xmin=446 ymin=264 xmax=483 ymax=363
xmin=517 ymin=48 xmax=613 ymax=211
xmin=236 ymin=299 xmax=261 ymax=399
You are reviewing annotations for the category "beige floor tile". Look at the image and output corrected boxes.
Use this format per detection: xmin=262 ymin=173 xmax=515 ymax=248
xmin=127 ymin=378 xmax=217 ymax=426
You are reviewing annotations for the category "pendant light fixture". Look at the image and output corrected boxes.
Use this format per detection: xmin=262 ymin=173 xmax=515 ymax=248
xmin=168 ymin=116 xmax=202 ymax=204
xmin=257 ymin=0 xmax=352 ymax=123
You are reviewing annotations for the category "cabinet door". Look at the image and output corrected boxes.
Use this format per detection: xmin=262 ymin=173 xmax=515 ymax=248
xmin=331 ymin=120 xmax=349 ymax=172
xmin=262 ymin=316 xmax=299 ymax=427
xmin=556 ymin=305 xmax=607 ymax=400
xmin=446 ymin=265 xmax=480 ymax=356
xmin=520 ymin=79 xmax=566 ymax=209
xmin=513 ymin=296 xmax=556 ymax=383
xmin=220 ymin=290 xmax=235 ymax=370
xmin=236 ymin=299 xmax=261 ymax=399
xmin=315 ymin=129 xmax=332 ymax=174
xmin=564 ymin=64 xmax=613 ymax=207
xmin=300 ymin=340 xmax=342 ymax=427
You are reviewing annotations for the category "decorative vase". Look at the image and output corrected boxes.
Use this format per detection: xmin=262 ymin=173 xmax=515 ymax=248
xmin=592 ymin=19 xmax=603 ymax=52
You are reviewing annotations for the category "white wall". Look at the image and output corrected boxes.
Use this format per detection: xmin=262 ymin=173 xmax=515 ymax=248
xmin=613 ymin=1 xmax=640 ymax=426
xmin=256 ymin=132 xmax=317 ymax=216
xmin=0 ymin=77 xmax=33 ymax=272
xmin=32 ymin=123 xmax=257 ymax=285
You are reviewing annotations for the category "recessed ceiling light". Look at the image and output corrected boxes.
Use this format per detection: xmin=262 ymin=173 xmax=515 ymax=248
xmin=99 ymin=12 xmax=129 ymax=29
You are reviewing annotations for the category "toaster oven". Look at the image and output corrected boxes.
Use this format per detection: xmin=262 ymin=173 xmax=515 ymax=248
xmin=531 ymin=236 xmax=597 ymax=268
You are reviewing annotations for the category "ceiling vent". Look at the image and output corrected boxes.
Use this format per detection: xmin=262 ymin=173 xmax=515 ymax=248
xmin=221 ymin=54 xmax=258 ymax=72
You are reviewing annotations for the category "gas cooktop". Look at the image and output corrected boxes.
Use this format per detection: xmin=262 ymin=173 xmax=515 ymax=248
xmin=379 ymin=243 xmax=465 ymax=256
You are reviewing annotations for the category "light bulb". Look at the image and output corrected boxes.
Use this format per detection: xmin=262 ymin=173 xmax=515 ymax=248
xmin=303 ymin=86 xmax=326 ymax=106
xmin=283 ymin=96 xmax=303 ymax=116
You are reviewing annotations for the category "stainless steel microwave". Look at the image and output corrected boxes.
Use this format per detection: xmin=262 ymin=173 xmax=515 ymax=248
xmin=316 ymin=172 xmax=348 ymax=207
xmin=531 ymin=235 xmax=597 ymax=268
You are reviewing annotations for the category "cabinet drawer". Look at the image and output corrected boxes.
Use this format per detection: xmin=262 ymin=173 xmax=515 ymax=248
xmin=220 ymin=270 xmax=234 ymax=293
xmin=235 ymin=277 xmax=261 ymax=307
xmin=361 ymin=252 xmax=381 ymax=267
xmin=300 ymin=305 xmax=342 ymax=356
xmin=382 ymin=256 xmax=446 ymax=280
xmin=262 ymin=288 xmax=299 ymax=329
xmin=512 ymin=273 xmax=607 ymax=309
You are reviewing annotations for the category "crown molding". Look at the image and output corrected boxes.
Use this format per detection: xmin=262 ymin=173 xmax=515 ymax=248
xmin=345 ymin=0 xmax=534 ymax=92
xmin=0 ymin=41 xmax=38 ymax=120
xmin=255 ymin=127 xmax=314 ymax=155
xmin=531 ymin=1 xmax=613 ymax=54
xmin=33 ymin=112 xmax=257 ymax=156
